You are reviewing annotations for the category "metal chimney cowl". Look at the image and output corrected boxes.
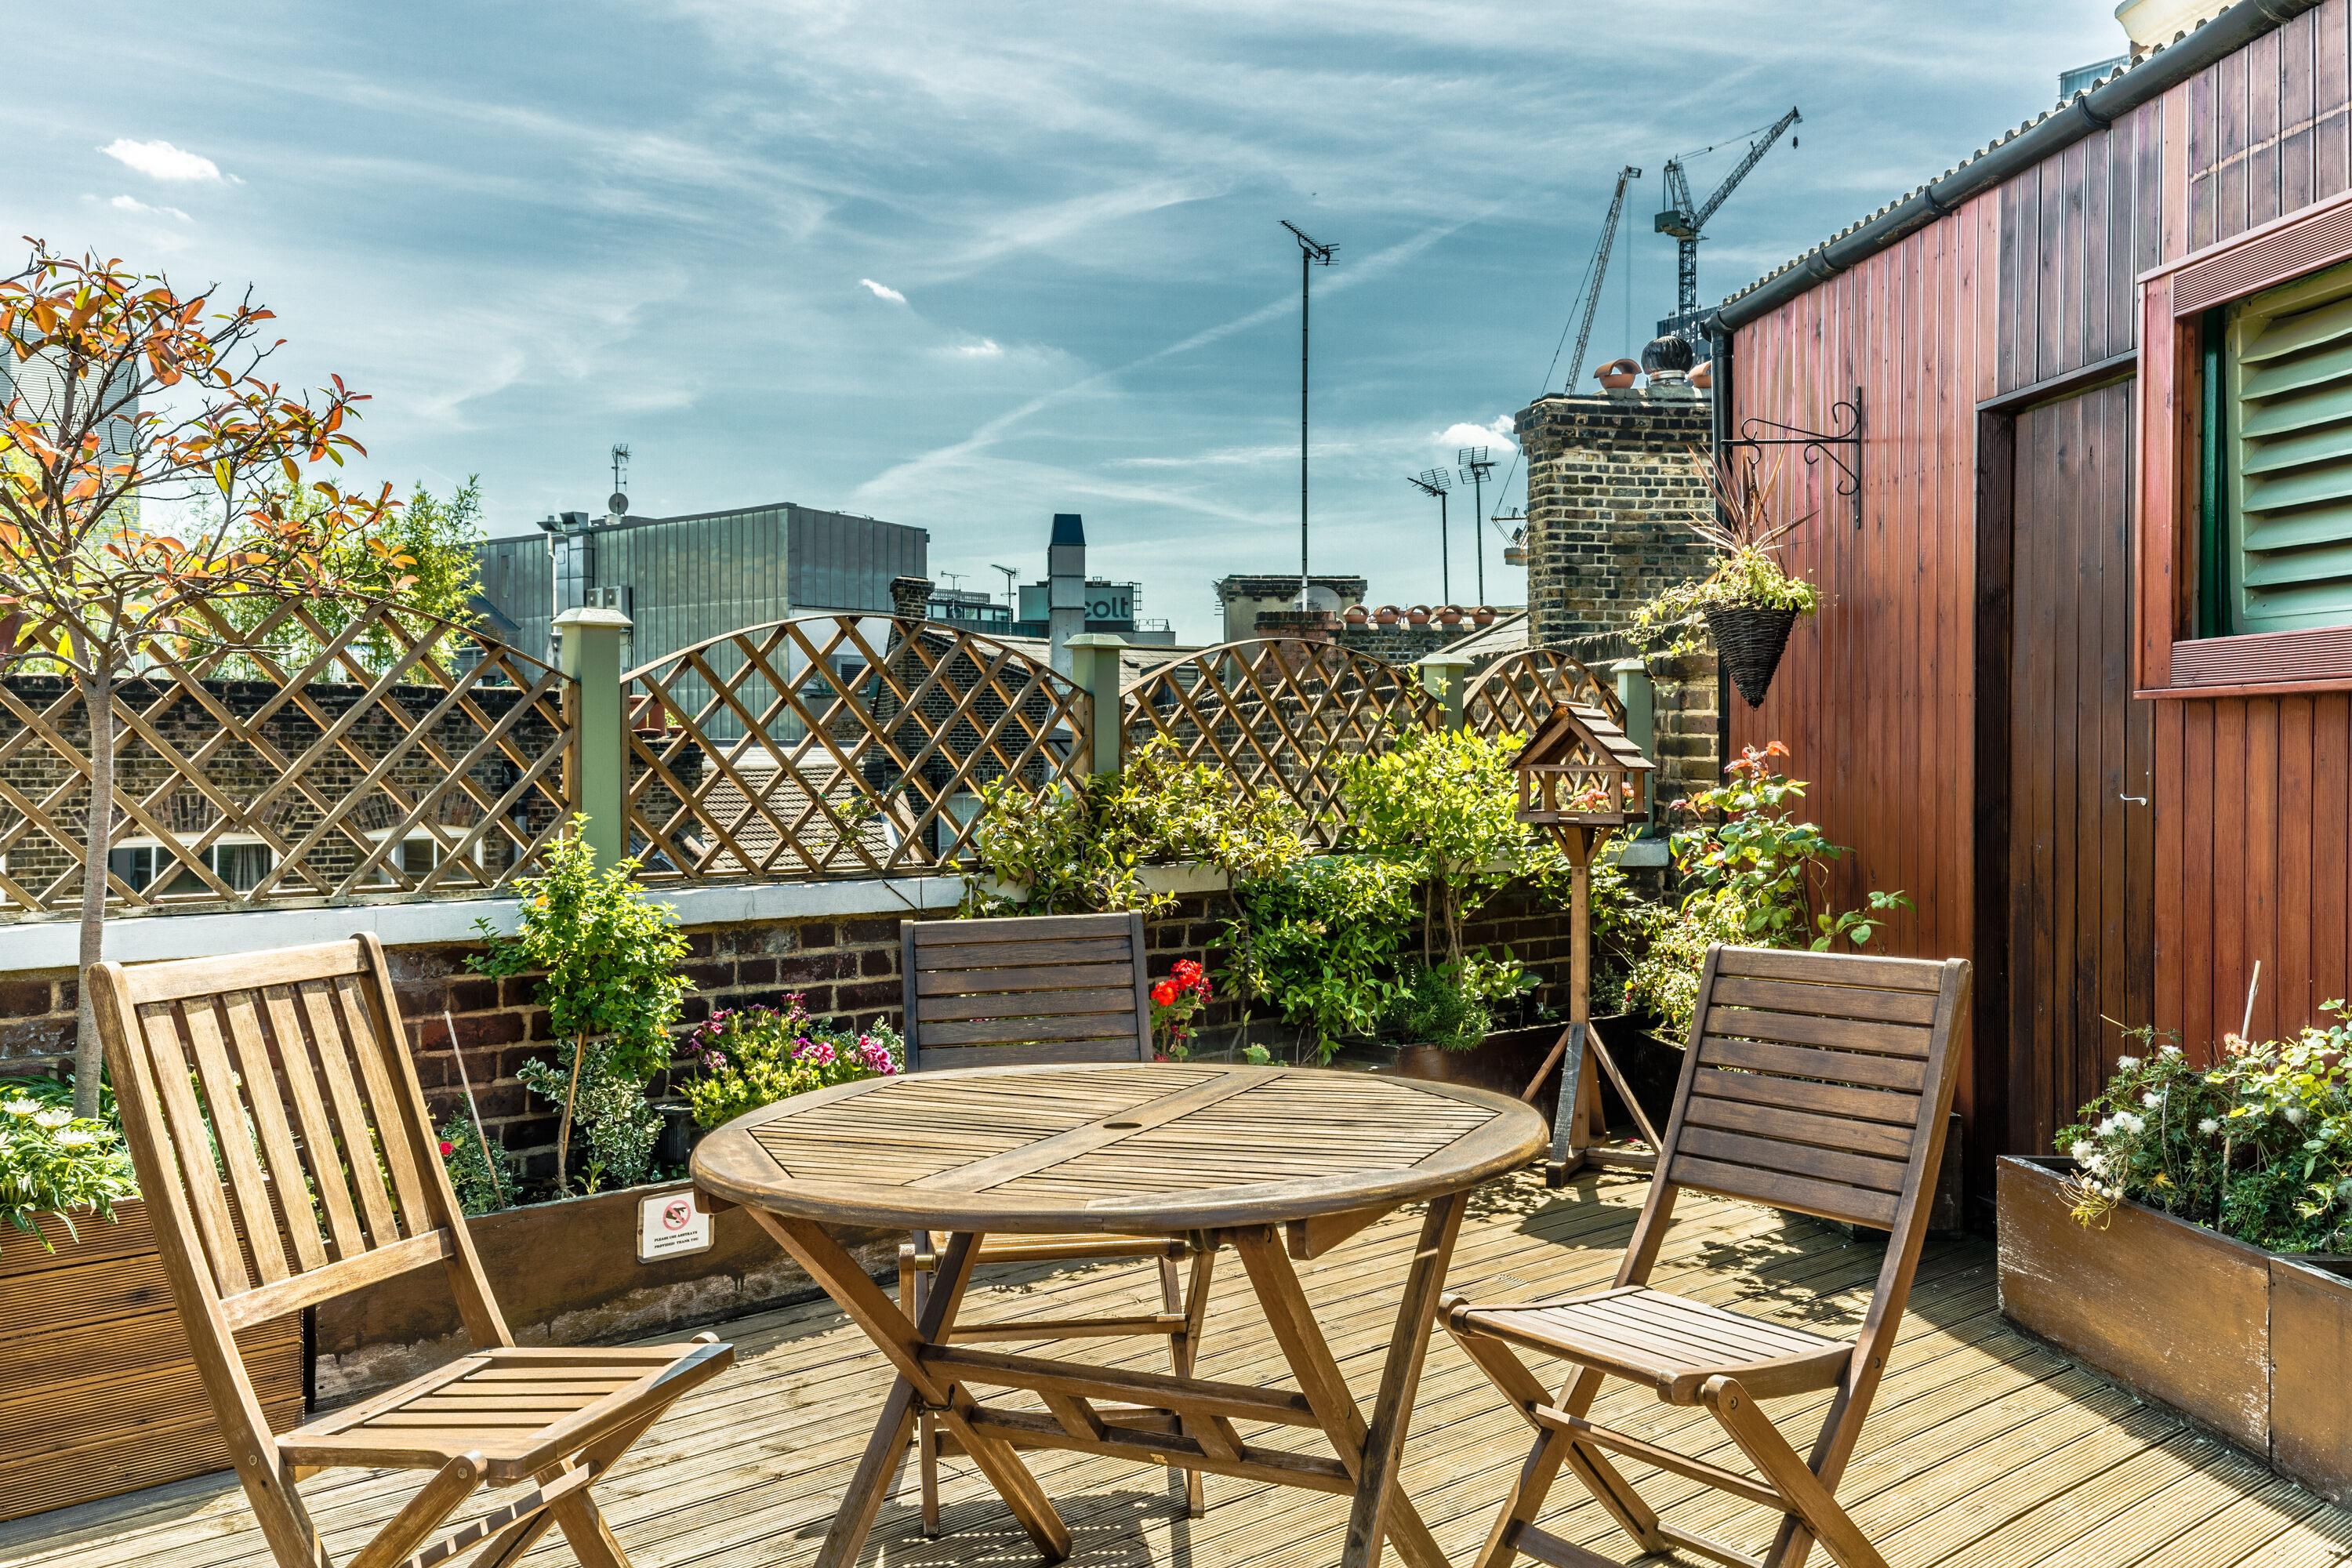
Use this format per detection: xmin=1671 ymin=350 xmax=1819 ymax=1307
xmin=1047 ymin=512 xmax=1086 ymax=675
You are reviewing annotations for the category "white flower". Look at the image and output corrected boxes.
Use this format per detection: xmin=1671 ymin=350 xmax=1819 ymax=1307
xmin=2117 ymin=1055 xmax=2142 ymax=1072
xmin=2 ymin=1098 xmax=37 ymax=1117
xmin=2082 ymin=1152 xmax=2107 ymax=1175
xmin=2111 ymin=1112 xmax=2145 ymax=1136
xmin=2198 ymin=1117 xmax=2221 ymax=1136
xmin=31 ymin=1109 xmax=69 ymax=1129
xmin=2285 ymin=1106 xmax=2307 ymax=1126
xmin=52 ymin=1127 xmax=95 ymax=1148
xmin=2160 ymin=1043 xmax=2184 ymax=1059
xmin=2068 ymin=1140 xmax=2097 ymax=1163
xmin=2141 ymin=1090 xmax=2165 ymax=1109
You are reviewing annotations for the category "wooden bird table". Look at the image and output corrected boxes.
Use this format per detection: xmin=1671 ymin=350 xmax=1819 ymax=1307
xmin=693 ymin=1061 xmax=1544 ymax=1567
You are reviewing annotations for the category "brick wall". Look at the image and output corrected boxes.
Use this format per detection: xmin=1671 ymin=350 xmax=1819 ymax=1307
xmin=1516 ymin=383 xmax=1715 ymax=645
xmin=1331 ymin=619 xmax=1483 ymax=664
xmin=2 ymin=880 xmax=1581 ymax=1183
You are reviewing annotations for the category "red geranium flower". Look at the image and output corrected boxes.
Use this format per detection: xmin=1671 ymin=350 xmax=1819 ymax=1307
xmin=438 ymin=1140 xmax=455 ymax=1157
xmin=1151 ymin=980 xmax=1178 ymax=1007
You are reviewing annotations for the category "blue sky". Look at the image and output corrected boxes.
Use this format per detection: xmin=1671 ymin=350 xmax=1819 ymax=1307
xmin=5 ymin=2 xmax=2122 ymax=642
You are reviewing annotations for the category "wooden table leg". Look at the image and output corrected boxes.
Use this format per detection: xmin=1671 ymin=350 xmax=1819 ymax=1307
xmin=1344 ymin=1191 xmax=1466 ymax=1568
xmin=1231 ymin=1215 xmax=1452 ymax=1568
xmin=744 ymin=1212 xmax=1073 ymax=1566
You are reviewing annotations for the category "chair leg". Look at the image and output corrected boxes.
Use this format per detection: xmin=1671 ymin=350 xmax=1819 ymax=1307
xmin=1701 ymin=1377 xmax=1887 ymax=1568
xmin=548 ymin=1491 xmax=632 ymax=1568
xmin=901 ymin=1254 xmax=943 ymax=1537
xmin=1161 ymin=1254 xmax=1206 ymax=1517
xmin=1442 ymin=1310 xmax=1662 ymax=1558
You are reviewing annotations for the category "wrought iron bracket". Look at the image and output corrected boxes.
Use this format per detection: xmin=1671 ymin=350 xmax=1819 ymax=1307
xmin=1725 ymin=386 xmax=1864 ymax=528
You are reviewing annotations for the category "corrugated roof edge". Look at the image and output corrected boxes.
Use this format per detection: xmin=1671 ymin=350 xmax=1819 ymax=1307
xmin=1712 ymin=0 xmax=2322 ymax=335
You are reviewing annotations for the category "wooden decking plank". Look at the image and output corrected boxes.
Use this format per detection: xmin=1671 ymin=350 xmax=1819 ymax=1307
xmin=6 ymin=1171 xmax=2350 ymax=1568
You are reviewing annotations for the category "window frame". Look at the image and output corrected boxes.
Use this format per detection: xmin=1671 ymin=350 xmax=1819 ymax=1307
xmin=2138 ymin=186 xmax=2352 ymax=696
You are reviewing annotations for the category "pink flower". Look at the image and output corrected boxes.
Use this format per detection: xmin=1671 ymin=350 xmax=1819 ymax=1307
xmin=438 ymin=1140 xmax=455 ymax=1157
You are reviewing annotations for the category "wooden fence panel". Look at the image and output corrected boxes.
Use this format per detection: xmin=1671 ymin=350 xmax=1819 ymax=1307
xmin=0 ymin=600 xmax=572 ymax=916
xmin=621 ymin=616 xmax=1090 ymax=881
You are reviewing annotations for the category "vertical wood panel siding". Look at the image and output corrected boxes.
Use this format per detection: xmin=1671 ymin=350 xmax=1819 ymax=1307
xmin=1727 ymin=0 xmax=2352 ymax=1164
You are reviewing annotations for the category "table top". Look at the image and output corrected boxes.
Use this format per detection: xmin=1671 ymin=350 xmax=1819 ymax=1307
xmin=691 ymin=1062 xmax=1547 ymax=1235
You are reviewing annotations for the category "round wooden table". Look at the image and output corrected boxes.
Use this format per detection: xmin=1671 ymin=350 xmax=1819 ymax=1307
xmin=694 ymin=1060 xmax=1545 ymax=1568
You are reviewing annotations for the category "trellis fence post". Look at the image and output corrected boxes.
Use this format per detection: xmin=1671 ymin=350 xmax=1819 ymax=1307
xmin=1062 ymin=632 xmax=1129 ymax=776
xmin=555 ymin=605 xmax=633 ymax=867
xmin=1613 ymin=655 xmax=1655 ymax=820
xmin=1420 ymin=650 xmax=1472 ymax=730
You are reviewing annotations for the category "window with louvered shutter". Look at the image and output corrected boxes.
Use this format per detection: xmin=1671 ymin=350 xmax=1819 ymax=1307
xmin=2224 ymin=258 xmax=2352 ymax=634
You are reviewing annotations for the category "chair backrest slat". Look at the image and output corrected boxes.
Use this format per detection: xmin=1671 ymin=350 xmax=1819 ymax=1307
xmin=262 ymin=983 xmax=368 ymax=1258
xmin=220 ymin=989 xmax=331 ymax=1272
xmin=92 ymin=938 xmax=511 ymax=1340
xmin=1654 ymin=945 xmax=1968 ymax=1233
xmin=902 ymin=912 xmax=1152 ymax=1072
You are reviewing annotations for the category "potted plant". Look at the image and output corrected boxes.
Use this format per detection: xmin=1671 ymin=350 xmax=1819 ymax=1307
xmin=0 ymin=1076 xmax=305 ymax=1522
xmin=1633 ymin=452 xmax=1818 ymax=706
xmin=1999 ymin=1018 xmax=2352 ymax=1502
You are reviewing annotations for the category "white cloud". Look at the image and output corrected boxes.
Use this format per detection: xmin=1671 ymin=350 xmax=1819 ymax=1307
xmin=99 ymin=138 xmax=223 ymax=183
xmin=951 ymin=338 xmax=1003 ymax=358
xmin=1437 ymin=417 xmax=1516 ymax=458
xmin=108 ymin=194 xmax=191 ymax=221
xmin=858 ymin=278 xmax=906 ymax=303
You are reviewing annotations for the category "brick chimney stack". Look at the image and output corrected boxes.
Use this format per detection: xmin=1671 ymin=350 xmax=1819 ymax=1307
xmin=889 ymin=575 xmax=934 ymax=622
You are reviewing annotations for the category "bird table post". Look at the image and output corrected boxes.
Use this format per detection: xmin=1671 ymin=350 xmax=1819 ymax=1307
xmin=1510 ymin=702 xmax=1661 ymax=1188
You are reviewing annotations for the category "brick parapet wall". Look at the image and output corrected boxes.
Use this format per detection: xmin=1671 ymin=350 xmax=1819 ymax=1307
xmin=2 ymin=879 xmax=1579 ymax=1182
xmin=1331 ymin=620 xmax=1483 ymax=663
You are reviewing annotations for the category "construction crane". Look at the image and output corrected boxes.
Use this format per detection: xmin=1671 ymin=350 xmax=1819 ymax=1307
xmin=1655 ymin=107 xmax=1802 ymax=339
xmin=1566 ymin=165 xmax=1642 ymax=390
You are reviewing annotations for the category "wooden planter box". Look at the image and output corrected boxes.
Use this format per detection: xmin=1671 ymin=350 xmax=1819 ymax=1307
xmin=1998 ymin=1154 xmax=2352 ymax=1503
xmin=314 ymin=1178 xmax=895 ymax=1404
xmin=0 ymin=1200 xmax=303 ymax=1524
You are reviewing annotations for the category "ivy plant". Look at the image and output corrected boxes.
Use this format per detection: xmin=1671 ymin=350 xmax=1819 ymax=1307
xmin=472 ymin=818 xmax=690 ymax=1195
xmin=964 ymin=736 xmax=1304 ymax=916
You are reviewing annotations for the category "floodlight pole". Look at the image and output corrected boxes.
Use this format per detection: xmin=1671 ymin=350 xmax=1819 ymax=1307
xmin=1283 ymin=220 xmax=1336 ymax=608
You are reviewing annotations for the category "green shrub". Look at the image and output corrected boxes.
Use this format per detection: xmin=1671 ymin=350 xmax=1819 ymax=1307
xmin=1390 ymin=964 xmax=1490 ymax=1053
xmin=473 ymin=819 xmax=690 ymax=1194
xmin=1339 ymin=726 xmax=1532 ymax=971
xmin=434 ymin=1116 xmax=520 ymax=1216
xmin=1223 ymin=855 xmax=1418 ymax=1061
xmin=965 ymin=737 xmax=1304 ymax=916
xmin=2060 ymin=1013 xmax=2352 ymax=1254
xmin=0 ymin=1077 xmax=136 ymax=1247
xmin=683 ymin=996 xmax=902 ymax=1129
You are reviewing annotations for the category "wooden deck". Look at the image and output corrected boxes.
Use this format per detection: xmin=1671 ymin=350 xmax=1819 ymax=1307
xmin=6 ymin=1167 xmax=2350 ymax=1568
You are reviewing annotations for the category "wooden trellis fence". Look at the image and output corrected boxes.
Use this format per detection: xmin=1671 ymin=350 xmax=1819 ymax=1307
xmin=0 ymin=599 xmax=573 ymax=915
xmin=620 ymin=616 xmax=1091 ymax=881
xmin=1463 ymin=647 xmax=1623 ymax=736
xmin=1119 ymin=638 xmax=1439 ymax=848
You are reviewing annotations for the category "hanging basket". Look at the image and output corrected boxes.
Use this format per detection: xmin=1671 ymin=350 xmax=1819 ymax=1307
xmin=1703 ymin=603 xmax=1798 ymax=708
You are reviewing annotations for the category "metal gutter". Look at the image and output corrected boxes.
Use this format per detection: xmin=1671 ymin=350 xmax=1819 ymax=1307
xmin=1711 ymin=0 xmax=2321 ymax=334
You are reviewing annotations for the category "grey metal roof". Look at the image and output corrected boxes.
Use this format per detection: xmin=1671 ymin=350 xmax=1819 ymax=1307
xmin=1714 ymin=0 xmax=2320 ymax=332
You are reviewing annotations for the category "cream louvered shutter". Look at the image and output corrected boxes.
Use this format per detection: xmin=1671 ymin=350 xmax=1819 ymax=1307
xmin=2227 ymin=260 xmax=2352 ymax=633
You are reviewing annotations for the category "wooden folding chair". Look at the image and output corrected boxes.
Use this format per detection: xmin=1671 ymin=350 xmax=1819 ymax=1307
xmin=1443 ymin=944 xmax=1969 ymax=1568
xmin=88 ymin=935 xmax=733 ymax=1568
xmin=897 ymin=911 xmax=1218 ymax=1527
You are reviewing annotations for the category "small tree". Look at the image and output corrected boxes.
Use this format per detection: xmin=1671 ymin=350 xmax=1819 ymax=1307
xmin=470 ymin=822 xmax=689 ymax=1194
xmin=0 ymin=241 xmax=397 ymax=1115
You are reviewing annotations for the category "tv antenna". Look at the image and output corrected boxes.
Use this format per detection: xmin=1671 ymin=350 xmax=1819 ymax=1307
xmin=989 ymin=563 xmax=1020 ymax=608
xmin=939 ymin=571 xmax=967 ymax=593
xmin=608 ymin=442 xmax=630 ymax=517
xmin=1282 ymin=220 xmax=1337 ymax=608
xmin=1457 ymin=446 xmax=1496 ymax=604
xmin=1407 ymin=469 xmax=1453 ymax=604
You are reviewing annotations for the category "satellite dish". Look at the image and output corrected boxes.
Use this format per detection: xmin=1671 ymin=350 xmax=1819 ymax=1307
xmin=608 ymin=492 xmax=629 ymax=516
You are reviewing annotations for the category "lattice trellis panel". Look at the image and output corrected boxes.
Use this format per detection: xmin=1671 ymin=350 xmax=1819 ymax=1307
xmin=0 ymin=599 xmax=575 ymax=916
xmin=1464 ymin=647 xmax=1624 ymax=739
xmin=622 ymin=617 xmax=1091 ymax=881
xmin=1120 ymin=638 xmax=1439 ymax=848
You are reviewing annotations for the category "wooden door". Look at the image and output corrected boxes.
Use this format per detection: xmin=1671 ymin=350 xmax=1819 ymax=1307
xmin=2005 ymin=379 xmax=2155 ymax=1157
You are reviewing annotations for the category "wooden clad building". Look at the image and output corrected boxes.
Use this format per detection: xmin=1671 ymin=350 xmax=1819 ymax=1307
xmin=1708 ymin=0 xmax=2352 ymax=1195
